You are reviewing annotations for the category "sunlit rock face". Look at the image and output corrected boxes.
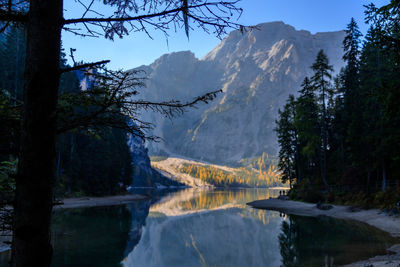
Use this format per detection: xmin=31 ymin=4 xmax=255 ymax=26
xmin=134 ymin=21 xmax=345 ymax=164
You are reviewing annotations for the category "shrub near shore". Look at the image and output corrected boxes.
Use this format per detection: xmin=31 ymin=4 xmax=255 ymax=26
xmin=288 ymin=179 xmax=400 ymax=211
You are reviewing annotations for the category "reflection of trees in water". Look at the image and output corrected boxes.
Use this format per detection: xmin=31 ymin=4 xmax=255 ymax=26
xmin=51 ymin=200 xmax=152 ymax=266
xmin=245 ymin=208 xmax=282 ymax=225
xmin=279 ymin=218 xmax=299 ymax=267
xmin=122 ymin=206 xmax=283 ymax=267
xmin=48 ymin=189 xmax=398 ymax=267
xmin=121 ymin=190 xmax=280 ymax=264
xmin=278 ymin=215 xmax=398 ymax=267
xmin=52 ymin=206 xmax=135 ymax=267
xmin=50 ymin=189 xmax=282 ymax=266
xmin=150 ymin=189 xmax=280 ymax=212
xmin=123 ymin=201 xmax=151 ymax=258
xmin=182 ymin=189 xmax=279 ymax=210
xmin=122 ymin=189 xmax=286 ymax=267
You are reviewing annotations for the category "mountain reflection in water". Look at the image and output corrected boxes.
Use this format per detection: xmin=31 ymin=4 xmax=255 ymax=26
xmin=121 ymin=189 xmax=397 ymax=267
xmin=122 ymin=189 xmax=282 ymax=267
xmin=1 ymin=188 xmax=397 ymax=267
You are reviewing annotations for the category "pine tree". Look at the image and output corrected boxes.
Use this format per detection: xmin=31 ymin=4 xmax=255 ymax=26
xmin=359 ymin=26 xmax=394 ymax=191
xmin=275 ymin=1 xmax=400 ymax=199
xmin=276 ymin=95 xmax=298 ymax=187
xmin=342 ymin=18 xmax=364 ymax=170
xmin=310 ymin=50 xmax=333 ymax=188
xmin=294 ymin=77 xmax=320 ymax=184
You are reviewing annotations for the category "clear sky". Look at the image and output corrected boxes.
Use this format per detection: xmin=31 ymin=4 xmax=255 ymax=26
xmin=62 ymin=0 xmax=389 ymax=70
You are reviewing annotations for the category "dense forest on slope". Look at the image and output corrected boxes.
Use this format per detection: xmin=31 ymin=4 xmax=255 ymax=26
xmin=0 ymin=26 xmax=133 ymax=198
xmin=276 ymin=2 xmax=400 ymax=208
xmin=177 ymin=153 xmax=283 ymax=188
xmin=179 ymin=163 xmax=282 ymax=188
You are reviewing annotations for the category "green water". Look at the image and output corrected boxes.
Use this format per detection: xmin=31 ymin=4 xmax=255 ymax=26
xmin=1 ymin=188 xmax=398 ymax=266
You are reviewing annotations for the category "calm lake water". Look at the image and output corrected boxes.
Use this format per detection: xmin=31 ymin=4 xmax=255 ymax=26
xmin=1 ymin=188 xmax=398 ymax=266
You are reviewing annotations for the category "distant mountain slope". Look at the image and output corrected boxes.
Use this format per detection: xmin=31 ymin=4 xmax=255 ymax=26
xmin=151 ymin=157 xmax=285 ymax=188
xmin=134 ymin=21 xmax=345 ymax=165
xmin=151 ymin=157 xmax=214 ymax=188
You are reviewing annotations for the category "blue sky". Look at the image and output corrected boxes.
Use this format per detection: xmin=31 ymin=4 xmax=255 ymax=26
xmin=62 ymin=0 xmax=389 ymax=70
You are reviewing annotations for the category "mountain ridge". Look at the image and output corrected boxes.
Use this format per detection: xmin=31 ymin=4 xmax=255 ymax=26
xmin=132 ymin=21 xmax=346 ymax=165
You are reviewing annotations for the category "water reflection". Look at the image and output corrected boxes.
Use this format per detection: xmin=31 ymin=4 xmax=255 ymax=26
xmin=278 ymin=215 xmax=398 ymax=267
xmin=51 ymin=205 xmax=136 ymax=267
xmin=123 ymin=201 xmax=151 ymax=258
xmin=122 ymin=189 xmax=398 ymax=267
xmin=0 ymin=188 xmax=398 ymax=267
xmin=149 ymin=188 xmax=279 ymax=215
xmin=122 ymin=189 xmax=283 ymax=267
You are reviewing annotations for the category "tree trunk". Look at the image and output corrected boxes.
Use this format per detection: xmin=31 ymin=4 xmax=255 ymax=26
xmin=294 ymin=137 xmax=301 ymax=183
xmin=14 ymin=30 xmax=20 ymax=105
xmin=340 ymin=139 xmax=345 ymax=177
xmin=381 ymin=160 xmax=387 ymax=192
xmin=12 ymin=1 xmax=63 ymax=266
xmin=320 ymin=85 xmax=328 ymax=189
xmin=56 ymin=151 xmax=62 ymax=182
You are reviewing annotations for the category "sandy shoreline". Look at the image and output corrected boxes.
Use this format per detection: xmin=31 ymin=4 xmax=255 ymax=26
xmin=54 ymin=194 xmax=149 ymax=209
xmin=248 ymin=198 xmax=400 ymax=267
xmin=1 ymin=194 xmax=149 ymax=253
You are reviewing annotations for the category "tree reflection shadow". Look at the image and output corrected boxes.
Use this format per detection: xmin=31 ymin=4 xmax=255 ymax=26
xmin=51 ymin=200 xmax=151 ymax=267
xmin=278 ymin=215 xmax=398 ymax=267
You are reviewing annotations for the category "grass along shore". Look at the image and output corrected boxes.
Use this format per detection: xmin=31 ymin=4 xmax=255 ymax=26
xmin=54 ymin=194 xmax=149 ymax=209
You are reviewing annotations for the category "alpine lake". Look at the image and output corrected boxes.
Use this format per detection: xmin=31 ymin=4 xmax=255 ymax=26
xmin=1 ymin=188 xmax=398 ymax=267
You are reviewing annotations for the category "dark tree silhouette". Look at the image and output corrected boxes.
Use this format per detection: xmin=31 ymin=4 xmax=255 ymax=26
xmin=276 ymin=3 xmax=400 ymax=205
xmin=310 ymin=50 xmax=333 ymax=189
xmin=0 ymin=0 xmax=245 ymax=265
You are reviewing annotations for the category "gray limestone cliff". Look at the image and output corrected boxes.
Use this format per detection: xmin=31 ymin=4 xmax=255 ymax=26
xmin=134 ymin=21 xmax=346 ymax=165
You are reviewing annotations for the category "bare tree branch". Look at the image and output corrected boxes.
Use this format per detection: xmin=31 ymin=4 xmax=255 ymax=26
xmin=56 ymin=67 xmax=222 ymax=141
xmin=64 ymin=6 xmax=184 ymax=24
xmin=61 ymin=60 xmax=110 ymax=73
xmin=62 ymin=1 xmax=246 ymax=39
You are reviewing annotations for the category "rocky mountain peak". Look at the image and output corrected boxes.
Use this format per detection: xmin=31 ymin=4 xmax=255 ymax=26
xmin=152 ymin=50 xmax=198 ymax=69
xmin=134 ymin=21 xmax=346 ymax=165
